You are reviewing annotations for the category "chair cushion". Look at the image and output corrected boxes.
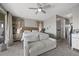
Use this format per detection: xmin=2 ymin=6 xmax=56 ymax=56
xmin=39 ymin=33 xmax=49 ymax=40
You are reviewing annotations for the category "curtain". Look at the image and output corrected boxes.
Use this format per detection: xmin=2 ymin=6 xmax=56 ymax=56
xmin=5 ymin=12 xmax=13 ymax=46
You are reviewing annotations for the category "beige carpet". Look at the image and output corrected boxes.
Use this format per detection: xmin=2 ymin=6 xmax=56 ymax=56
xmin=0 ymin=42 xmax=24 ymax=56
xmin=40 ymin=40 xmax=79 ymax=56
xmin=0 ymin=40 xmax=79 ymax=56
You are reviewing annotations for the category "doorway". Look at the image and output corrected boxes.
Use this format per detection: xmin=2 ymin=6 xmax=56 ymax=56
xmin=0 ymin=6 xmax=8 ymax=51
xmin=0 ymin=13 xmax=5 ymax=44
xmin=56 ymin=15 xmax=66 ymax=40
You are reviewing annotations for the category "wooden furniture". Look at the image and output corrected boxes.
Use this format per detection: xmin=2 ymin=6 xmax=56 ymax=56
xmin=23 ymin=27 xmax=39 ymax=32
xmin=23 ymin=21 xmax=44 ymax=32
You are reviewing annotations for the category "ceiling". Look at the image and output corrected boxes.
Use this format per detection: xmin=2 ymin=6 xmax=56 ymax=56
xmin=1 ymin=3 xmax=79 ymax=20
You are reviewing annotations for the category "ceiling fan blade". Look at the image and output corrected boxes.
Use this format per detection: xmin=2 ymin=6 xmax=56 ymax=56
xmin=37 ymin=3 xmax=42 ymax=7
xmin=35 ymin=10 xmax=38 ymax=14
xmin=43 ymin=4 xmax=51 ymax=9
xmin=29 ymin=8 xmax=37 ymax=9
xmin=41 ymin=10 xmax=46 ymax=14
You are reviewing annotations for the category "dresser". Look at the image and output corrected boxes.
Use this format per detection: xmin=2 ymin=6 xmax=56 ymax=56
xmin=72 ymin=33 xmax=79 ymax=50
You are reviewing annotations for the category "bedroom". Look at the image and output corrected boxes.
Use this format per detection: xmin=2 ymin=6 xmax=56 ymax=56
xmin=0 ymin=3 xmax=79 ymax=56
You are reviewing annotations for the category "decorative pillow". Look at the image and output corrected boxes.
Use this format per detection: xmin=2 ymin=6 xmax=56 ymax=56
xmin=39 ymin=33 xmax=49 ymax=40
xmin=23 ymin=32 xmax=40 ymax=42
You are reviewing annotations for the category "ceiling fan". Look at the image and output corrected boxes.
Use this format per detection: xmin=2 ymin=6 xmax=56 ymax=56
xmin=29 ymin=3 xmax=51 ymax=14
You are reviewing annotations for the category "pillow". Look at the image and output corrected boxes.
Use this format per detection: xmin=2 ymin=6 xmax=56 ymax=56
xmin=23 ymin=32 xmax=40 ymax=42
xmin=39 ymin=33 xmax=49 ymax=40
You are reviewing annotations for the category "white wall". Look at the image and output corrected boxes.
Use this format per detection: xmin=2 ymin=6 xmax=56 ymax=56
xmin=44 ymin=5 xmax=79 ymax=36
xmin=72 ymin=6 xmax=79 ymax=29
xmin=63 ymin=5 xmax=79 ymax=30
xmin=44 ymin=15 xmax=56 ymax=36
xmin=24 ymin=19 xmax=37 ymax=27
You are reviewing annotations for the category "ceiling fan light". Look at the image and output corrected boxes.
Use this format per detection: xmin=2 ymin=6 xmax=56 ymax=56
xmin=38 ymin=9 xmax=41 ymax=12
